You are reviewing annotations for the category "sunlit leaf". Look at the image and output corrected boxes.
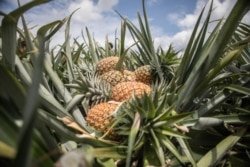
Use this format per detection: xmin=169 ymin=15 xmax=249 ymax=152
xmin=197 ymin=126 xmax=247 ymax=167
xmin=193 ymin=117 xmax=224 ymax=130
xmin=126 ymin=112 xmax=140 ymax=167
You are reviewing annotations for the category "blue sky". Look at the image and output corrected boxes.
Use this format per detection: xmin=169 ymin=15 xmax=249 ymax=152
xmin=1 ymin=0 xmax=249 ymax=53
xmin=114 ymin=0 xmax=197 ymax=35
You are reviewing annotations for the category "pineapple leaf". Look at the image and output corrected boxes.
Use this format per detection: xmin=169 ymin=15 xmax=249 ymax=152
xmin=65 ymin=94 xmax=85 ymax=112
xmin=153 ymin=112 xmax=193 ymax=127
xmin=85 ymin=27 xmax=98 ymax=63
xmin=142 ymin=139 xmax=162 ymax=166
xmin=176 ymin=1 xmax=208 ymax=85
xmin=176 ymin=1 xmax=219 ymax=112
xmin=152 ymin=105 xmax=174 ymax=123
xmin=197 ymin=126 xmax=247 ymax=167
xmin=14 ymin=17 xmax=64 ymax=167
xmin=1 ymin=0 xmax=50 ymax=71
xmin=64 ymin=8 xmax=80 ymax=83
xmin=156 ymin=133 xmax=185 ymax=164
xmin=225 ymin=84 xmax=250 ymax=96
xmin=155 ymin=128 xmax=189 ymax=139
xmin=96 ymin=158 xmax=116 ymax=167
xmin=93 ymin=146 xmax=127 ymax=159
xmin=0 ymin=141 xmax=16 ymax=159
xmin=126 ymin=112 xmax=141 ymax=167
xmin=149 ymin=129 xmax=165 ymax=165
xmin=182 ymin=114 xmax=250 ymax=127
xmin=195 ymin=90 xmax=232 ymax=117
xmin=0 ymin=104 xmax=19 ymax=152
xmin=176 ymin=0 xmax=250 ymax=113
xmin=0 ymin=64 xmax=27 ymax=112
xmin=177 ymin=137 xmax=197 ymax=167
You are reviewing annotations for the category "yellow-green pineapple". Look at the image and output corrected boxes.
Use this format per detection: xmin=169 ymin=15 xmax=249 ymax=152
xmin=111 ymin=81 xmax=151 ymax=102
xmin=134 ymin=65 xmax=153 ymax=85
xmin=123 ymin=70 xmax=136 ymax=82
xmin=96 ymin=56 xmax=125 ymax=75
xmin=100 ymin=70 xmax=125 ymax=86
xmin=86 ymin=102 xmax=117 ymax=134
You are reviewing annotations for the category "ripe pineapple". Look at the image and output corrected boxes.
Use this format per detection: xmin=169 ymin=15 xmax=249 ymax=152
xmin=96 ymin=56 xmax=125 ymax=75
xmin=86 ymin=102 xmax=117 ymax=133
xmin=131 ymin=45 xmax=180 ymax=84
xmin=100 ymin=70 xmax=125 ymax=86
xmin=111 ymin=81 xmax=151 ymax=102
xmin=123 ymin=70 xmax=136 ymax=82
xmin=134 ymin=65 xmax=153 ymax=85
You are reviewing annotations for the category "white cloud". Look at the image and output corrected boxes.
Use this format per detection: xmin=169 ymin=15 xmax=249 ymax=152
xmin=153 ymin=29 xmax=192 ymax=52
xmin=68 ymin=0 xmax=102 ymax=23
xmin=177 ymin=13 xmax=198 ymax=29
xmin=146 ymin=0 xmax=159 ymax=7
xmin=6 ymin=0 xmax=122 ymax=48
xmin=161 ymin=0 xmax=250 ymax=52
xmin=211 ymin=0 xmax=235 ymax=19
xmin=97 ymin=0 xmax=119 ymax=12
xmin=172 ymin=30 xmax=193 ymax=50
xmin=174 ymin=0 xmax=237 ymax=29
xmin=1 ymin=0 xmax=249 ymax=55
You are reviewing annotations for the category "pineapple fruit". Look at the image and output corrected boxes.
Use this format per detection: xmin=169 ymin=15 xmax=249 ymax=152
xmin=134 ymin=65 xmax=153 ymax=85
xmin=84 ymin=81 xmax=152 ymax=140
xmin=85 ymin=53 xmax=152 ymax=138
xmin=100 ymin=70 xmax=125 ymax=86
xmin=123 ymin=70 xmax=136 ymax=82
xmin=86 ymin=102 xmax=117 ymax=133
xmin=3 ymin=0 xmax=248 ymax=166
xmin=96 ymin=56 xmax=128 ymax=87
xmin=111 ymin=81 xmax=151 ymax=102
xmin=96 ymin=56 xmax=125 ymax=75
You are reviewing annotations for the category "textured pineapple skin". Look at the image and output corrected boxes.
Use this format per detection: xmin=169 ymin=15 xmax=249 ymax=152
xmin=86 ymin=102 xmax=117 ymax=132
xmin=135 ymin=65 xmax=153 ymax=85
xmin=96 ymin=56 xmax=125 ymax=75
xmin=123 ymin=70 xmax=136 ymax=82
xmin=111 ymin=81 xmax=151 ymax=102
xmin=100 ymin=70 xmax=125 ymax=86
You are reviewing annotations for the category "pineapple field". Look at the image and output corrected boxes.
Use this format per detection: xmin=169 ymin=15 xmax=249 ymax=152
xmin=1 ymin=0 xmax=250 ymax=166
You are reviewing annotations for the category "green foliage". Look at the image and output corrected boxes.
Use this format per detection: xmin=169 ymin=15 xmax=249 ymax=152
xmin=113 ymin=90 xmax=193 ymax=166
xmin=0 ymin=0 xmax=250 ymax=166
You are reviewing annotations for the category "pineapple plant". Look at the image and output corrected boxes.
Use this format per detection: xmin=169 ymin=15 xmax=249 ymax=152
xmin=1 ymin=0 xmax=250 ymax=167
xmin=112 ymin=88 xmax=193 ymax=166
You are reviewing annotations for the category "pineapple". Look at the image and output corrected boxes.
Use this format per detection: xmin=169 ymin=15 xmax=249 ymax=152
xmin=96 ymin=56 xmax=125 ymax=75
xmin=123 ymin=69 xmax=136 ymax=82
xmin=100 ymin=70 xmax=125 ymax=87
xmin=131 ymin=45 xmax=180 ymax=84
xmin=134 ymin=65 xmax=153 ymax=85
xmin=2 ymin=0 xmax=249 ymax=167
xmin=111 ymin=81 xmax=151 ymax=102
xmin=86 ymin=102 xmax=117 ymax=133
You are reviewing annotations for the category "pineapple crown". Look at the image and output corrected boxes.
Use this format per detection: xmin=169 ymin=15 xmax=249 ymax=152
xmin=111 ymin=88 xmax=193 ymax=164
xmin=66 ymin=71 xmax=112 ymax=109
